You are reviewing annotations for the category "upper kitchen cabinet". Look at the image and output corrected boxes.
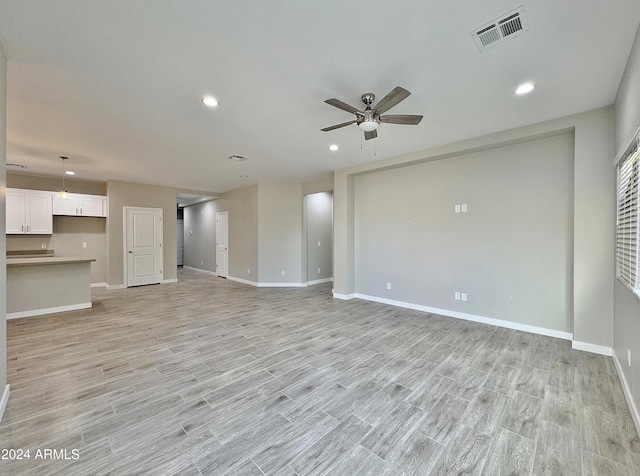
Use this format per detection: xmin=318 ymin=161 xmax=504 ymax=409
xmin=52 ymin=193 xmax=107 ymax=217
xmin=6 ymin=189 xmax=53 ymax=234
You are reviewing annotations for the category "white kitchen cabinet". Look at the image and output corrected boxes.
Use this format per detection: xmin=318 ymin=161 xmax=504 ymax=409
xmin=52 ymin=193 xmax=107 ymax=217
xmin=6 ymin=189 xmax=53 ymax=234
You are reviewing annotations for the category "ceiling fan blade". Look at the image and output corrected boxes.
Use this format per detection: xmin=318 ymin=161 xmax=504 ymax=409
xmin=379 ymin=114 xmax=423 ymax=125
xmin=321 ymin=120 xmax=357 ymax=132
xmin=373 ymin=86 xmax=411 ymax=114
xmin=364 ymin=129 xmax=377 ymax=140
xmin=324 ymin=98 xmax=362 ymax=115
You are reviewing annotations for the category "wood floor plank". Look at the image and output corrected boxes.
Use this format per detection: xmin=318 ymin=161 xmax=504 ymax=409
xmin=0 ymin=268 xmax=637 ymax=475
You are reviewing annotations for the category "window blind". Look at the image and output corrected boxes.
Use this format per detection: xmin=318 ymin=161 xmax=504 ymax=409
xmin=617 ymin=143 xmax=640 ymax=292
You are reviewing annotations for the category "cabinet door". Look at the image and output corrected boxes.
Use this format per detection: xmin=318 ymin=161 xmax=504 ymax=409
xmin=79 ymin=196 xmax=104 ymax=216
xmin=52 ymin=195 xmax=79 ymax=215
xmin=26 ymin=192 xmax=53 ymax=234
xmin=6 ymin=190 xmax=25 ymax=234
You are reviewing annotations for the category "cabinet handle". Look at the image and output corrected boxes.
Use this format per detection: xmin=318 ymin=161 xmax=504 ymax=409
xmin=76 ymin=208 xmax=78 ymax=215
xmin=21 ymin=225 xmax=24 ymax=232
xmin=80 ymin=208 xmax=83 ymax=215
xmin=26 ymin=225 xmax=30 ymax=233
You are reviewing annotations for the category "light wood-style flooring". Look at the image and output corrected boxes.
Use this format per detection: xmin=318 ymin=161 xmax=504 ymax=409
xmin=0 ymin=267 xmax=639 ymax=475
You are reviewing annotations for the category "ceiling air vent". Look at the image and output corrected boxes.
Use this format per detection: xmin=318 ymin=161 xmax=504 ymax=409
xmin=228 ymin=154 xmax=248 ymax=161
xmin=471 ymin=6 xmax=529 ymax=52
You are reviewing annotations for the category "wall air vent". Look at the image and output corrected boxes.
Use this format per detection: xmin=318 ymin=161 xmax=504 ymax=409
xmin=6 ymin=163 xmax=27 ymax=169
xmin=471 ymin=6 xmax=529 ymax=52
xmin=228 ymin=155 xmax=248 ymax=161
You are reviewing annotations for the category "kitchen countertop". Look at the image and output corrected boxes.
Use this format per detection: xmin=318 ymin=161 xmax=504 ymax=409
xmin=6 ymin=256 xmax=96 ymax=267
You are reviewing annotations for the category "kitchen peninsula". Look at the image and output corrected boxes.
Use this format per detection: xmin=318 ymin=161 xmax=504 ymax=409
xmin=6 ymin=251 xmax=95 ymax=319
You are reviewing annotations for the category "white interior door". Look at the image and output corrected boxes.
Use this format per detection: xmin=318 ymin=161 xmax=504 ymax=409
xmin=125 ymin=207 xmax=163 ymax=287
xmin=216 ymin=211 xmax=228 ymax=278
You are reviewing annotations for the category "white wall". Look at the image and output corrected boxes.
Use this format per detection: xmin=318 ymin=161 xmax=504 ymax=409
xmin=354 ymin=134 xmax=574 ymax=334
xmin=614 ymin=23 xmax=640 ymax=429
xmin=335 ymin=106 xmax=615 ymax=350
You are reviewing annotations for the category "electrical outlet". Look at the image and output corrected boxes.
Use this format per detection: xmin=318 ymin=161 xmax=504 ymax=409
xmin=41 ymin=243 xmax=47 ymax=249
xmin=628 ymin=349 xmax=632 ymax=367
xmin=386 ymin=282 xmax=391 ymax=290
xmin=455 ymin=205 xmax=461 ymax=213
xmin=317 ymin=268 xmax=321 ymax=274
xmin=281 ymin=270 xmax=285 ymax=276
xmin=247 ymin=268 xmax=250 ymax=274
xmin=201 ymin=260 xmax=204 ymax=265
xmin=461 ymin=293 xmax=467 ymax=301
xmin=461 ymin=204 xmax=467 ymax=213
xmin=455 ymin=291 xmax=460 ymax=300
xmin=318 ymin=241 xmax=321 ymax=247
xmin=82 ymin=242 xmax=87 ymax=248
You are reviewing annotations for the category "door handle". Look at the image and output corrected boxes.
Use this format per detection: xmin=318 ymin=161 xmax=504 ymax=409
xmin=128 ymin=251 xmax=134 ymax=253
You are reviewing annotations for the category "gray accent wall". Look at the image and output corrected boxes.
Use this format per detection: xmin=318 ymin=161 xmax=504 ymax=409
xmin=257 ymin=183 xmax=303 ymax=284
xmin=614 ymin=23 xmax=640 ymax=428
xmin=0 ymin=38 xmax=7 ymax=403
xmin=305 ymin=192 xmax=333 ymax=283
xmin=335 ymin=107 xmax=615 ymax=348
xmin=355 ymin=134 xmax=574 ymax=332
xmin=183 ymin=200 xmax=218 ymax=273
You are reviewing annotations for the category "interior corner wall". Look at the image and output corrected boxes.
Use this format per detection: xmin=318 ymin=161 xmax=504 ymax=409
xmin=106 ymin=180 xmax=177 ymax=286
xmin=257 ymin=183 xmax=303 ymax=284
xmin=220 ymin=184 xmax=258 ymax=282
xmin=334 ymin=106 xmax=615 ymax=350
xmin=0 ymin=38 xmax=8 ymax=402
xmin=614 ymin=22 xmax=640 ymax=428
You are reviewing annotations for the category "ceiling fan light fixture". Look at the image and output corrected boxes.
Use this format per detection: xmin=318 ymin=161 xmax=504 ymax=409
xmin=358 ymin=120 xmax=379 ymax=132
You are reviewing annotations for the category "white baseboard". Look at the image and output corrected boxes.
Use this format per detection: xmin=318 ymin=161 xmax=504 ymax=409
xmin=91 ymin=282 xmax=108 ymax=288
xmin=227 ymin=276 xmax=259 ymax=286
xmin=308 ymin=278 xmax=333 ymax=286
xmin=571 ymin=341 xmax=613 ymax=356
xmin=183 ymin=266 xmax=218 ymax=276
xmin=333 ymin=292 xmax=356 ymax=300
xmin=106 ymin=284 xmax=126 ymax=290
xmin=351 ymin=293 xmax=574 ymax=341
xmin=7 ymin=302 xmax=92 ymax=319
xmin=612 ymin=350 xmax=640 ymax=437
xmin=162 ymin=278 xmax=178 ymax=284
xmin=0 ymin=385 xmax=9 ymax=424
xmin=258 ymin=282 xmax=307 ymax=288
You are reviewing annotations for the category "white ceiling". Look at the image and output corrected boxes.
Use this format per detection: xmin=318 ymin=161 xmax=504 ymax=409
xmin=1 ymin=1 xmax=639 ymax=193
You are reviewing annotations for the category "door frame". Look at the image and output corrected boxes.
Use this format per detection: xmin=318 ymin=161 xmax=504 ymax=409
xmin=123 ymin=206 xmax=164 ymax=287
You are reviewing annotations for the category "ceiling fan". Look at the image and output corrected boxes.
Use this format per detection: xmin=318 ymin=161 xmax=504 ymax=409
xmin=321 ymin=86 xmax=423 ymax=140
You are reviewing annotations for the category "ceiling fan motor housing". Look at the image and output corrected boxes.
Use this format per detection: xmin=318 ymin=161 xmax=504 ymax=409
xmin=361 ymin=93 xmax=375 ymax=105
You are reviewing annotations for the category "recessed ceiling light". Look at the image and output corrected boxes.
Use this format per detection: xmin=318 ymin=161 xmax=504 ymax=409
xmin=514 ymin=82 xmax=535 ymax=95
xmin=202 ymin=96 xmax=220 ymax=107
xmin=329 ymin=144 xmax=339 ymax=151
xmin=65 ymin=170 xmax=75 ymax=175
